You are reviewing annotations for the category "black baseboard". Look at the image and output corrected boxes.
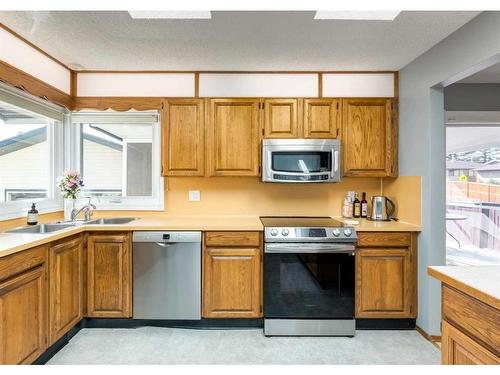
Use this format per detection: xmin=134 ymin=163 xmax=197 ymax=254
xmin=32 ymin=325 xmax=82 ymax=365
xmin=356 ymin=318 xmax=416 ymax=330
xmin=83 ymin=317 xmax=264 ymax=329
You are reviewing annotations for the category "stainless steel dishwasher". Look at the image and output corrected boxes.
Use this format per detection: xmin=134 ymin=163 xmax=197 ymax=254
xmin=133 ymin=231 xmax=202 ymax=320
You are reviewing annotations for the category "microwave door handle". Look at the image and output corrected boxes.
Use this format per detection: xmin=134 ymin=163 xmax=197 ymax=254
xmin=333 ymin=149 xmax=339 ymax=173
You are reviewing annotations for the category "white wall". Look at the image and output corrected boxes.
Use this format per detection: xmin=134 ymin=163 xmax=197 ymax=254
xmin=0 ymin=27 xmax=71 ymax=94
xmin=399 ymin=11 xmax=500 ymax=335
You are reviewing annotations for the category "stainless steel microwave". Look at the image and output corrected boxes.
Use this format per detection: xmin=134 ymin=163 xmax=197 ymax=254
xmin=262 ymin=139 xmax=341 ymax=183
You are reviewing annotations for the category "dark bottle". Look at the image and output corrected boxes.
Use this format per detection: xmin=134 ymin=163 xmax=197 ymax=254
xmin=361 ymin=192 xmax=368 ymax=218
xmin=353 ymin=193 xmax=361 ymax=218
xmin=27 ymin=203 xmax=39 ymax=225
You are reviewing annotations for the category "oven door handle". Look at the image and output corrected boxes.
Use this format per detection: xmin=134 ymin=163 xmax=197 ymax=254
xmin=265 ymin=243 xmax=355 ymax=254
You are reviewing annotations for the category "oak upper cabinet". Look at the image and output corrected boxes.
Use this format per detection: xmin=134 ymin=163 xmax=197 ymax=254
xmin=48 ymin=235 xmax=84 ymax=345
xmin=263 ymin=98 xmax=299 ymax=138
xmin=86 ymin=233 xmax=132 ymax=318
xmin=208 ymin=99 xmax=261 ymax=176
xmin=162 ymin=99 xmax=205 ymax=176
xmin=303 ymin=98 xmax=340 ymax=138
xmin=442 ymin=321 xmax=500 ymax=365
xmin=342 ymin=98 xmax=397 ymax=177
xmin=0 ymin=246 xmax=48 ymax=365
xmin=203 ymin=232 xmax=262 ymax=318
xmin=355 ymin=232 xmax=416 ymax=319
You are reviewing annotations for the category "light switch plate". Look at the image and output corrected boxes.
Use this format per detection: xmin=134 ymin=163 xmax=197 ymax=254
xmin=188 ymin=190 xmax=201 ymax=201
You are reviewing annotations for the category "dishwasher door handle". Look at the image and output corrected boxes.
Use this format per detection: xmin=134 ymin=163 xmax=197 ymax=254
xmin=155 ymin=242 xmax=177 ymax=248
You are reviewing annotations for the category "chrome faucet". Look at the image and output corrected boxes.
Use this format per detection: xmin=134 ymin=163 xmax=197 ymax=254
xmin=71 ymin=198 xmax=96 ymax=222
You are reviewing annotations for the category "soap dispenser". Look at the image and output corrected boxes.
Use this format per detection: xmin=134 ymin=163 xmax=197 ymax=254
xmin=27 ymin=203 xmax=39 ymax=225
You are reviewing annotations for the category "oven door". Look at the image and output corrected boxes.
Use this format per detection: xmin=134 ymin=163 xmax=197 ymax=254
xmin=264 ymin=243 xmax=355 ymax=319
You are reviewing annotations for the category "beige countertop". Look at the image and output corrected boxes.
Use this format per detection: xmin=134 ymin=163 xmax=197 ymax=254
xmin=0 ymin=214 xmax=420 ymax=259
xmin=428 ymin=265 xmax=500 ymax=310
xmin=335 ymin=217 xmax=421 ymax=232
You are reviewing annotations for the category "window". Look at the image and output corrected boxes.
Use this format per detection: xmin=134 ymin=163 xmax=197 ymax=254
xmin=0 ymin=86 xmax=64 ymax=220
xmin=71 ymin=111 xmax=163 ymax=210
xmin=446 ymin=125 xmax=500 ymax=265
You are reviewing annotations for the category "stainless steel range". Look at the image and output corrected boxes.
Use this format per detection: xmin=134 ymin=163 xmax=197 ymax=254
xmin=261 ymin=217 xmax=357 ymax=337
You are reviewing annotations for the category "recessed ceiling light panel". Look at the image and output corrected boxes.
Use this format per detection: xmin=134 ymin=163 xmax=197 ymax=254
xmin=314 ymin=11 xmax=401 ymax=21
xmin=128 ymin=11 xmax=212 ymax=19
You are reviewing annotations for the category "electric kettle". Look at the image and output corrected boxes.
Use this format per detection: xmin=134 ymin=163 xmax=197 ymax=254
xmin=370 ymin=196 xmax=396 ymax=221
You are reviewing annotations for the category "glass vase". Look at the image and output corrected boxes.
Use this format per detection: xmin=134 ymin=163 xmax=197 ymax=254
xmin=64 ymin=198 xmax=76 ymax=221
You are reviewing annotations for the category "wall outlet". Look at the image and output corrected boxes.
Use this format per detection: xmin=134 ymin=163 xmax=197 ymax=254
xmin=188 ymin=190 xmax=201 ymax=201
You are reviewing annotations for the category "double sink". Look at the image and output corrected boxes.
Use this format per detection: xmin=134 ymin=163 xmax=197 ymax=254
xmin=7 ymin=217 xmax=137 ymax=234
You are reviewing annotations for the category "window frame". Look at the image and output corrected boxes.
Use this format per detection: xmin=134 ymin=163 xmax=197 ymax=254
xmin=0 ymin=87 xmax=66 ymax=221
xmin=70 ymin=111 xmax=164 ymax=211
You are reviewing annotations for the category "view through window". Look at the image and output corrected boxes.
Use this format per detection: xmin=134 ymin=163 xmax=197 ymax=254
xmin=80 ymin=122 xmax=154 ymax=200
xmin=0 ymin=101 xmax=52 ymax=203
xmin=446 ymin=125 xmax=500 ymax=265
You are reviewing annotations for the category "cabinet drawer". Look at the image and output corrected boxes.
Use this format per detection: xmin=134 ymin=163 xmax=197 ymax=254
xmin=0 ymin=245 xmax=48 ymax=282
xmin=357 ymin=232 xmax=411 ymax=247
xmin=443 ymin=285 xmax=500 ymax=356
xmin=205 ymin=232 xmax=261 ymax=247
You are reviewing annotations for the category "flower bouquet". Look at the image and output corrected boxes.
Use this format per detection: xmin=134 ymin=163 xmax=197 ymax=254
xmin=57 ymin=171 xmax=84 ymax=220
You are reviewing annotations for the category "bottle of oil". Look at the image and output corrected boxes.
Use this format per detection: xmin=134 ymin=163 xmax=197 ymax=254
xmin=353 ymin=193 xmax=361 ymax=218
xmin=361 ymin=192 xmax=368 ymax=218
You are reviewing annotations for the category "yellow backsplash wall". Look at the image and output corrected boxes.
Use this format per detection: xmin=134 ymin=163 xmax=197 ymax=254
xmin=382 ymin=176 xmax=422 ymax=225
xmin=164 ymin=177 xmax=382 ymax=216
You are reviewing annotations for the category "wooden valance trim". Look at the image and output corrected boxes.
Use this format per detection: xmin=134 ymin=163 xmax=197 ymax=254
xmin=73 ymin=97 xmax=163 ymax=111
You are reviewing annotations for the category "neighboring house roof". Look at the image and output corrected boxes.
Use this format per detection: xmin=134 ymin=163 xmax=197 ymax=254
xmin=0 ymin=127 xmax=46 ymax=156
xmin=0 ymin=127 xmax=122 ymax=156
xmin=476 ymin=162 xmax=500 ymax=172
xmin=446 ymin=160 xmax=481 ymax=170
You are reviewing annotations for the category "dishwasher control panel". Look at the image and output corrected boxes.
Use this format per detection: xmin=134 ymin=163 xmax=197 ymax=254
xmin=132 ymin=231 xmax=202 ymax=243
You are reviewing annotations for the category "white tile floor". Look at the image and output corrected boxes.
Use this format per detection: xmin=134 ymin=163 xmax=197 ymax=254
xmin=47 ymin=327 xmax=440 ymax=365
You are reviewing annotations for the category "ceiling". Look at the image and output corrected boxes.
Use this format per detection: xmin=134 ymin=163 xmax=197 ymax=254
xmin=0 ymin=11 xmax=480 ymax=71
xmin=459 ymin=62 xmax=500 ymax=83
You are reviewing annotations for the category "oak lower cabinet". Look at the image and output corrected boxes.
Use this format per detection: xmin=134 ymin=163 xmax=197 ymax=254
xmin=0 ymin=245 xmax=48 ymax=365
xmin=162 ymin=99 xmax=205 ymax=176
xmin=355 ymin=232 xmax=417 ymax=318
xmin=303 ymin=98 xmax=340 ymax=138
xmin=86 ymin=233 xmax=132 ymax=318
xmin=208 ymin=99 xmax=261 ymax=176
xmin=263 ymin=98 xmax=300 ymax=138
xmin=48 ymin=235 xmax=84 ymax=345
xmin=203 ymin=231 xmax=262 ymax=318
xmin=342 ymin=98 xmax=398 ymax=177
xmin=442 ymin=321 xmax=499 ymax=365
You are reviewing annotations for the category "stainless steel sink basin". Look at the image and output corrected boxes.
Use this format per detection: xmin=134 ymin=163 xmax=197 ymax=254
xmin=7 ymin=223 xmax=76 ymax=234
xmin=86 ymin=217 xmax=137 ymax=225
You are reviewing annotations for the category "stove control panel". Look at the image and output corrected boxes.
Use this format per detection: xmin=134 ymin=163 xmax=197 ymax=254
xmin=264 ymin=227 xmax=357 ymax=242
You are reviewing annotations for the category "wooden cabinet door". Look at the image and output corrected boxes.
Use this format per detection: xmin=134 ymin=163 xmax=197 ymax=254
xmin=162 ymin=99 xmax=205 ymax=176
xmin=208 ymin=99 xmax=260 ymax=176
xmin=355 ymin=248 xmax=413 ymax=318
xmin=203 ymin=247 xmax=262 ymax=318
xmin=303 ymin=98 xmax=340 ymax=138
xmin=263 ymin=98 xmax=299 ymax=138
xmin=442 ymin=321 xmax=500 ymax=365
xmin=0 ymin=266 xmax=47 ymax=364
xmin=48 ymin=236 xmax=83 ymax=345
xmin=342 ymin=98 xmax=397 ymax=177
xmin=86 ymin=233 xmax=132 ymax=318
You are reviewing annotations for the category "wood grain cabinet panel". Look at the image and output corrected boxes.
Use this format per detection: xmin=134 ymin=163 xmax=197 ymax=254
xmin=342 ymin=98 xmax=397 ymax=177
xmin=303 ymin=98 xmax=340 ymax=138
xmin=355 ymin=248 xmax=412 ymax=317
xmin=263 ymin=98 xmax=299 ymax=138
xmin=203 ymin=247 xmax=262 ymax=318
xmin=442 ymin=321 xmax=500 ymax=365
xmin=203 ymin=232 xmax=263 ymax=318
xmin=0 ymin=266 xmax=47 ymax=365
xmin=208 ymin=99 xmax=261 ymax=176
xmin=48 ymin=236 xmax=84 ymax=345
xmin=86 ymin=233 xmax=132 ymax=318
xmin=162 ymin=99 xmax=205 ymax=176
